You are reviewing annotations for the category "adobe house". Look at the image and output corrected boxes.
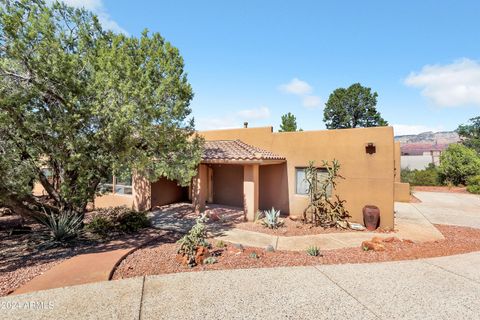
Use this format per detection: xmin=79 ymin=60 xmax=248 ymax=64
xmin=92 ymin=125 xmax=409 ymax=230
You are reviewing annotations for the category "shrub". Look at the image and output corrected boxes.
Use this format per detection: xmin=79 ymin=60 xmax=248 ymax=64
xmin=177 ymin=215 xmax=209 ymax=266
xmin=261 ymin=207 xmax=283 ymax=229
xmin=401 ymin=164 xmax=441 ymax=186
xmin=86 ymin=216 xmax=114 ymax=236
xmin=203 ymin=257 xmax=217 ymax=264
xmin=306 ymin=245 xmax=321 ymax=256
xmin=36 ymin=211 xmax=83 ymax=242
xmin=86 ymin=206 xmax=149 ymax=235
xmin=215 ymin=240 xmax=226 ymax=248
xmin=438 ymin=144 xmax=480 ymax=185
xmin=467 ymin=175 xmax=480 ymax=194
xmin=116 ymin=211 xmax=150 ymax=233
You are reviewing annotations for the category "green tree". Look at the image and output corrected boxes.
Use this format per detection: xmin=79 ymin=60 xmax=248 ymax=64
xmin=438 ymin=144 xmax=480 ymax=185
xmin=323 ymin=83 xmax=388 ymax=129
xmin=457 ymin=116 xmax=480 ymax=154
xmin=279 ymin=112 xmax=301 ymax=132
xmin=0 ymin=0 xmax=203 ymax=218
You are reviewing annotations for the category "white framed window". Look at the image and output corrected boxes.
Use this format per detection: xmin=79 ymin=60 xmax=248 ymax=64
xmin=295 ymin=167 xmax=332 ymax=197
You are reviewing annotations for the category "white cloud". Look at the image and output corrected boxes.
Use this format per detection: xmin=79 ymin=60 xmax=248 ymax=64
xmin=279 ymin=78 xmax=323 ymax=109
xmin=196 ymin=106 xmax=271 ymax=130
xmin=302 ymin=95 xmax=322 ymax=108
xmin=392 ymin=124 xmax=444 ymax=136
xmin=236 ymin=106 xmax=270 ymax=120
xmin=279 ymin=78 xmax=313 ymax=95
xmin=405 ymin=58 xmax=480 ymax=107
xmin=52 ymin=0 xmax=128 ymax=34
xmin=195 ymin=117 xmax=238 ymax=131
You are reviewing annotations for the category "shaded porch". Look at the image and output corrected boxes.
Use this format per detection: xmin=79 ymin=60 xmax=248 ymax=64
xmin=192 ymin=140 xmax=288 ymax=221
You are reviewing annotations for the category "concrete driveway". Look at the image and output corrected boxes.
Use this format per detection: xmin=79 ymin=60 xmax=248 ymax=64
xmin=412 ymin=191 xmax=480 ymax=229
xmin=2 ymin=251 xmax=480 ymax=320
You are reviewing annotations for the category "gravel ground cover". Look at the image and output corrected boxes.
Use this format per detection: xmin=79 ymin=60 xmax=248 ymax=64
xmin=113 ymin=224 xmax=480 ymax=280
xmin=0 ymin=220 xmax=161 ymax=296
xmin=413 ymin=186 xmax=469 ymax=194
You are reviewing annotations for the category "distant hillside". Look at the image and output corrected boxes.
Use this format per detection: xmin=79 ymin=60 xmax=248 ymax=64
xmin=394 ymin=131 xmax=461 ymax=155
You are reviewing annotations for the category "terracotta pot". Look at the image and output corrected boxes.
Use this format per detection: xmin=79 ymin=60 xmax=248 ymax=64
xmin=363 ymin=205 xmax=380 ymax=231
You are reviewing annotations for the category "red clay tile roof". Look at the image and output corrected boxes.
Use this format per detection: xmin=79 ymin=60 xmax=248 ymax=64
xmin=202 ymin=140 xmax=285 ymax=162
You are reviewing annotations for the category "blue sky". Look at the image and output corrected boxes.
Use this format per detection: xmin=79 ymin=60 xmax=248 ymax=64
xmin=63 ymin=0 xmax=480 ymax=135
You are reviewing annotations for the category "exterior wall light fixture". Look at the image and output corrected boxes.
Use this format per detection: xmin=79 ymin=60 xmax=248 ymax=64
xmin=365 ymin=143 xmax=376 ymax=154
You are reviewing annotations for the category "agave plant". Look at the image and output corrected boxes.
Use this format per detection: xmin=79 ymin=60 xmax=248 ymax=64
xmin=36 ymin=210 xmax=84 ymax=242
xmin=261 ymin=207 xmax=283 ymax=229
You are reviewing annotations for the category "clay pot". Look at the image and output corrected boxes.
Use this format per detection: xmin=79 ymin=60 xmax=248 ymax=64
xmin=363 ymin=205 xmax=380 ymax=231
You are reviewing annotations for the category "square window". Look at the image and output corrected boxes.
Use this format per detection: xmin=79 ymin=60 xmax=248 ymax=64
xmin=295 ymin=167 xmax=332 ymax=197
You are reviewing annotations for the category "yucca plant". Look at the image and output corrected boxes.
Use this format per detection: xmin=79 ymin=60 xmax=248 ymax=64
xmin=306 ymin=245 xmax=321 ymax=257
xmin=261 ymin=207 xmax=283 ymax=229
xmin=36 ymin=210 xmax=83 ymax=242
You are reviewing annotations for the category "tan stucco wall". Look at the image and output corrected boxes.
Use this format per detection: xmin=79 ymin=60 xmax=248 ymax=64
xmin=394 ymin=142 xmax=401 ymax=183
xmin=394 ymin=182 xmax=411 ymax=202
xmin=211 ymin=164 xmax=244 ymax=207
xmin=94 ymin=194 xmax=134 ymax=209
xmin=151 ymin=177 xmax=188 ymax=208
xmin=200 ymin=126 xmax=396 ymax=229
xmin=259 ymin=163 xmax=289 ymax=214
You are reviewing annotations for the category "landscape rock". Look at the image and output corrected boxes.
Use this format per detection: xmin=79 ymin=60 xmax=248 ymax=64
xmin=228 ymin=243 xmax=245 ymax=254
xmin=383 ymin=236 xmax=399 ymax=243
xmin=349 ymin=222 xmax=366 ymax=231
xmin=195 ymin=246 xmax=210 ymax=265
xmin=208 ymin=213 xmax=221 ymax=222
xmin=361 ymin=240 xmax=386 ymax=252
xmin=265 ymin=245 xmax=275 ymax=252
xmin=402 ymin=239 xmax=415 ymax=244
xmin=289 ymin=215 xmax=299 ymax=221
xmin=371 ymin=236 xmax=384 ymax=244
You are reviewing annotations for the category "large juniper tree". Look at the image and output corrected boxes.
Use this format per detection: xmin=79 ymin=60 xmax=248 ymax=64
xmin=0 ymin=0 xmax=203 ymax=217
xmin=323 ymin=83 xmax=388 ymax=129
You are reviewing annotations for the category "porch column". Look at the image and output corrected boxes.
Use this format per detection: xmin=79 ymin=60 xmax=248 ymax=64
xmin=243 ymin=164 xmax=259 ymax=221
xmin=192 ymin=164 xmax=208 ymax=213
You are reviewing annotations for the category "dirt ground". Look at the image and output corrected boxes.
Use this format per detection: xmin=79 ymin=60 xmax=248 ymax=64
xmin=0 ymin=220 xmax=161 ymax=296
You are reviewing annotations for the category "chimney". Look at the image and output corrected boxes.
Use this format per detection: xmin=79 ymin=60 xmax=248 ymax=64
xmin=243 ymin=122 xmax=248 ymax=128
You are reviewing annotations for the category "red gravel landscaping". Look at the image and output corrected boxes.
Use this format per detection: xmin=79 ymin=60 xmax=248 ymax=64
xmin=413 ymin=186 xmax=469 ymax=194
xmin=112 ymin=224 xmax=480 ymax=280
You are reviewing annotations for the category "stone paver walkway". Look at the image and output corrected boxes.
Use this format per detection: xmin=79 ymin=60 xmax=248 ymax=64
xmin=213 ymin=201 xmax=445 ymax=251
xmin=2 ymin=251 xmax=480 ymax=320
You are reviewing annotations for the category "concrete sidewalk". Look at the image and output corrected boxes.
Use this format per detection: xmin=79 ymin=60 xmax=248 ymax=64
xmin=213 ymin=201 xmax=445 ymax=251
xmin=2 ymin=251 xmax=479 ymax=320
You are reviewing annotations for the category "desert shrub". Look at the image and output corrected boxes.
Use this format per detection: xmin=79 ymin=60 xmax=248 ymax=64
xmin=203 ymin=257 xmax=217 ymax=264
xmin=306 ymin=245 xmax=321 ymax=256
xmin=249 ymin=252 xmax=259 ymax=259
xmin=36 ymin=211 xmax=83 ymax=242
xmin=86 ymin=206 xmax=149 ymax=235
xmin=215 ymin=240 xmax=226 ymax=248
xmin=303 ymin=160 xmax=350 ymax=228
xmin=467 ymin=175 xmax=480 ymax=194
xmin=85 ymin=216 xmax=114 ymax=236
xmin=438 ymin=144 xmax=480 ymax=185
xmin=177 ymin=215 xmax=209 ymax=266
xmin=116 ymin=211 xmax=150 ymax=233
xmin=401 ymin=164 xmax=441 ymax=186
xmin=261 ymin=207 xmax=283 ymax=229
